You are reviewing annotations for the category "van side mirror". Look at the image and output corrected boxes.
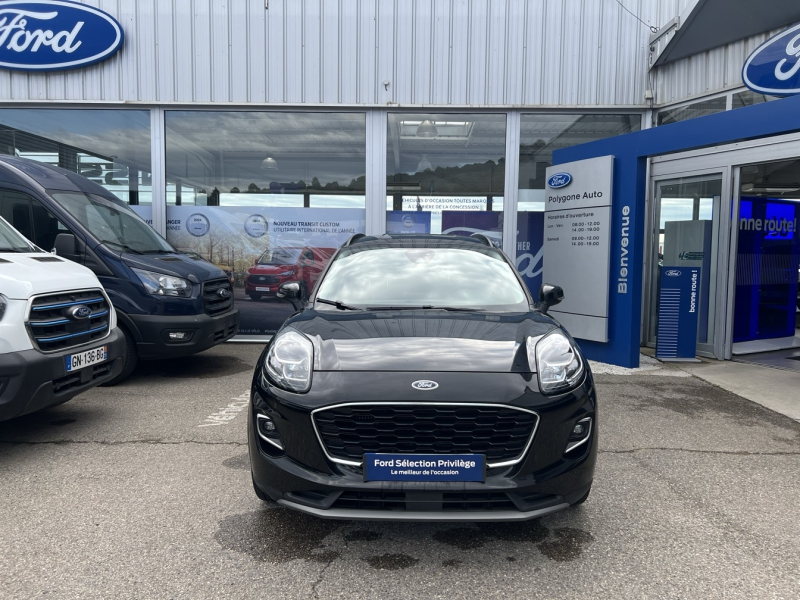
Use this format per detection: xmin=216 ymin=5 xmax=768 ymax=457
xmin=53 ymin=233 xmax=76 ymax=257
xmin=537 ymin=283 xmax=564 ymax=314
xmin=277 ymin=281 xmax=303 ymax=311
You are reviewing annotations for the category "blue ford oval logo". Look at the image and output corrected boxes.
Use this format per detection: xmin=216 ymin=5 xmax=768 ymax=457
xmin=411 ymin=380 xmax=438 ymax=390
xmin=0 ymin=1 xmax=124 ymax=72
xmin=665 ymin=270 xmax=681 ymax=277
xmin=743 ymin=23 xmax=800 ymax=96
xmin=68 ymin=305 xmax=92 ymax=320
xmin=547 ymin=173 xmax=572 ymax=189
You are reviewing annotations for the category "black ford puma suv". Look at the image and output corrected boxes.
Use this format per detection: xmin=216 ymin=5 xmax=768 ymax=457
xmin=248 ymin=234 xmax=597 ymax=521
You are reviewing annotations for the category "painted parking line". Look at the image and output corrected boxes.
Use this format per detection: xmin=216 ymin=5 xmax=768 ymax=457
xmin=198 ymin=391 xmax=249 ymax=428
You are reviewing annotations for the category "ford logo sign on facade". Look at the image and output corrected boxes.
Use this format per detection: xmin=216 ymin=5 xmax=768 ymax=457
xmin=68 ymin=305 xmax=92 ymax=320
xmin=411 ymin=380 xmax=438 ymax=390
xmin=547 ymin=173 xmax=572 ymax=189
xmin=665 ymin=270 xmax=681 ymax=277
xmin=743 ymin=23 xmax=800 ymax=96
xmin=0 ymin=1 xmax=124 ymax=72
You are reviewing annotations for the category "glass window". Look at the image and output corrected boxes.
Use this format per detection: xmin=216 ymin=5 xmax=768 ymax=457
xmin=516 ymin=114 xmax=641 ymax=294
xmin=656 ymin=97 xmax=726 ymax=126
xmin=165 ymin=111 xmax=367 ymax=338
xmin=732 ymin=90 xmax=781 ymax=110
xmin=0 ymin=110 xmax=151 ymax=205
xmin=316 ymin=247 xmax=528 ymax=311
xmin=0 ymin=210 xmax=35 ymax=252
xmin=30 ymin=198 xmax=70 ymax=252
xmin=0 ymin=190 xmax=33 ymax=240
xmin=386 ymin=113 xmax=506 ymax=246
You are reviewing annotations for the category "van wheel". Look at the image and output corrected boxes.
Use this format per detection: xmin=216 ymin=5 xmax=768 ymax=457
xmin=101 ymin=327 xmax=139 ymax=386
xmin=248 ymin=293 xmax=262 ymax=301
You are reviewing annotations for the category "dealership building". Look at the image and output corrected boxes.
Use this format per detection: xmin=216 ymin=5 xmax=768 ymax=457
xmin=0 ymin=0 xmax=799 ymax=369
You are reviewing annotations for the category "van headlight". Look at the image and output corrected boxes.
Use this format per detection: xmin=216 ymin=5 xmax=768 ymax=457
xmin=528 ymin=331 xmax=584 ymax=394
xmin=264 ymin=328 xmax=313 ymax=393
xmin=132 ymin=268 xmax=192 ymax=297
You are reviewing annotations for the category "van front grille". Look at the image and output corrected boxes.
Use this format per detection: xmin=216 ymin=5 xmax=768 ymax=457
xmin=26 ymin=289 xmax=111 ymax=353
xmin=202 ymin=278 xmax=234 ymax=316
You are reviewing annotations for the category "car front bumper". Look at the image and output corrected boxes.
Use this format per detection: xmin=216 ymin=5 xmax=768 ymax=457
xmin=129 ymin=308 xmax=240 ymax=360
xmin=0 ymin=327 xmax=125 ymax=421
xmin=249 ymin=369 xmax=597 ymax=521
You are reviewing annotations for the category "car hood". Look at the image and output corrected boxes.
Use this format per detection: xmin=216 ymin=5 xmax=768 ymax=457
xmin=288 ymin=310 xmax=558 ymax=372
xmin=119 ymin=252 xmax=228 ymax=282
xmin=0 ymin=253 xmax=102 ymax=299
xmin=249 ymin=264 xmax=295 ymax=275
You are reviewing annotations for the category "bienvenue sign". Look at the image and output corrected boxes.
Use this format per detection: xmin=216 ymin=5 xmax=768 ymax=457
xmin=0 ymin=0 xmax=123 ymax=71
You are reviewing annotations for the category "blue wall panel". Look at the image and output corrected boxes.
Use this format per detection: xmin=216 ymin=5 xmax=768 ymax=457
xmin=553 ymin=94 xmax=800 ymax=368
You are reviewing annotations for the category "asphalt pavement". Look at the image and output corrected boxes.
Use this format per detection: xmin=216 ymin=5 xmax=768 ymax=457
xmin=1 ymin=344 xmax=798 ymax=599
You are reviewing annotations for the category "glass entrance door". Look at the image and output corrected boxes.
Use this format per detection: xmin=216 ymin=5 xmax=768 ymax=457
xmin=647 ymin=174 xmax=723 ymax=357
xmin=732 ymin=159 xmax=800 ymax=353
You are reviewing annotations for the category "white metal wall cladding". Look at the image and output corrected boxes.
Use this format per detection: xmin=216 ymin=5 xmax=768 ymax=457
xmin=651 ymin=26 xmax=787 ymax=105
xmin=0 ymin=0 xmax=684 ymax=106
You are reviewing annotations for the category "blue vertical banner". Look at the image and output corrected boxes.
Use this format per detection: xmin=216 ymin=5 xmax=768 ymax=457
xmin=656 ymin=267 xmax=701 ymax=359
xmin=515 ymin=211 xmax=545 ymax=295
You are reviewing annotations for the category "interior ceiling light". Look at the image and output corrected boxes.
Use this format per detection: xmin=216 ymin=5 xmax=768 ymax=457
xmin=416 ymin=120 xmax=438 ymax=138
xmin=261 ymin=156 xmax=278 ymax=170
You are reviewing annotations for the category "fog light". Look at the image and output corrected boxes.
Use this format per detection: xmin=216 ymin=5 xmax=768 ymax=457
xmin=169 ymin=332 xmax=189 ymax=340
xmin=256 ymin=413 xmax=284 ymax=450
xmin=566 ymin=417 xmax=592 ymax=454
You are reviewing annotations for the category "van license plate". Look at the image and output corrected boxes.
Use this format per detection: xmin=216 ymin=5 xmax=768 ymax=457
xmin=255 ymin=287 xmax=270 ymax=291
xmin=65 ymin=346 xmax=107 ymax=372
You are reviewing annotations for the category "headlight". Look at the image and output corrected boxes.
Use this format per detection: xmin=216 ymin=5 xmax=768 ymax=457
xmin=277 ymin=270 xmax=295 ymax=276
xmin=132 ymin=268 xmax=192 ymax=298
xmin=528 ymin=331 xmax=584 ymax=394
xmin=0 ymin=294 xmax=7 ymax=322
xmin=264 ymin=328 xmax=313 ymax=393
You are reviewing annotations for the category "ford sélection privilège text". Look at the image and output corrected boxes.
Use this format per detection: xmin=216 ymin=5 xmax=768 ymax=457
xmin=249 ymin=233 xmax=597 ymax=521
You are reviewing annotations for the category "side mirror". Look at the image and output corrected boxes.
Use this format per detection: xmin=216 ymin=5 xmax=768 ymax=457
xmin=537 ymin=283 xmax=564 ymax=314
xmin=277 ymin=281 xmax=303 ymax=311
xmin=253 ymin=258 xmax=259 ymax=266
xmin=53 ymin=233 xmax=76 ymax=257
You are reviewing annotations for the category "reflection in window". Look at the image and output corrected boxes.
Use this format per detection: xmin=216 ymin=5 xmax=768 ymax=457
xmin=165 ymin=111 xmax=366 ymax=209
xmin=0 ymin=109 xmax=152 ymax=205
xmin=386 ymin=113 xmax=506 ymax=242
xmin=732 ymin=90 xmax=781 ymax=110
xmin=657 ymin=97 xmax=726 ymax=126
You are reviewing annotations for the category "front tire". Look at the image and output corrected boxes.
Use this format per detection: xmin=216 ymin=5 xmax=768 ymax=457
xmin=571 ymin=486 xmax=591 ymax=506
xmin=101 ymin=326 xmax=138 ymax=386
xmin=252 ymin=476 xmax=273 ymax=503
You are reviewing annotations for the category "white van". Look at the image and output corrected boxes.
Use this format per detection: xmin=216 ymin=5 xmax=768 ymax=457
xmin=0 ymin=216 xmax=125 ymax=421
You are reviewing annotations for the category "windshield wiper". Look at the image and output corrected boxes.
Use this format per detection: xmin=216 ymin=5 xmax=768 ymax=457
xmin=366 ymin=305 xmax=481 ymax=312
xmin=316 ymin=298 xmax=362 ymax=311
xmin=100 ymin=240 xmax=143 ymax=255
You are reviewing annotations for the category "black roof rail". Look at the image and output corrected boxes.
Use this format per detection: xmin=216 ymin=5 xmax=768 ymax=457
xmin=343 ymin=233 xmax=367 ymax=247
xmin=469 ymin=233 xmax=494 ymax=247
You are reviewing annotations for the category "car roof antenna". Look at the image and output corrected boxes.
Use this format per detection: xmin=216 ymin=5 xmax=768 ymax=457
xmin=343 ymin=233 xmax=367 ymax=247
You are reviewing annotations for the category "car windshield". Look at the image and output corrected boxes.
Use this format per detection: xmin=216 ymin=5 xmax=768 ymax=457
xmin=50 ymin=192 xmax=174 ymax=254
xmin=315 ymin=247 xmax=529 ymax=311
xmin=258 ymin=248 xmax=301 ymax=265
xmin=0 ymin=217 xmax=36 ymax=252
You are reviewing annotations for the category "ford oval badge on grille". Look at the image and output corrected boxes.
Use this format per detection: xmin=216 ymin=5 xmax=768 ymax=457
xmin=412 ymin=380 xmax=438 ymax=390
xmin=68 ymin=305 xmax=92 ymax=320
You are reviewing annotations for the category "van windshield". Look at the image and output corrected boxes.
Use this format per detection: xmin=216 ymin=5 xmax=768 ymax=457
xmin=0 ymin=217 xmax=36 ymax=252
xmin=50 ymin=192 xmax=174 ymax=254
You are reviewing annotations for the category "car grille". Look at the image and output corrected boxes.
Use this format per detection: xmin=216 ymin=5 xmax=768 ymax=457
xmin=250 ymin=275 xmax=280 ymax=284
xmin=202 ymin=278 xmax=234 ymax=316
xmin=331 ymin=490 xmax=517 ymax=512
xmin=26 ymin=289 xmax=111 ymax=353
xmin=312 ymin=403 xmax=539 ymax=468
xmin=53 ymin=362 xmax=114 ymax=394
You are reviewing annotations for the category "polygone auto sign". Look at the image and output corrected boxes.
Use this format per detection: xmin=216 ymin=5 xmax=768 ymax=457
xmin=0 ymin=0 xmax=123 ymax=71
xmin=743 ymin=22 xmax=800 ymax=96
